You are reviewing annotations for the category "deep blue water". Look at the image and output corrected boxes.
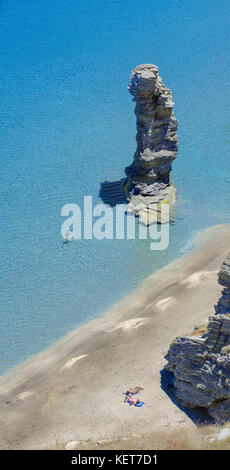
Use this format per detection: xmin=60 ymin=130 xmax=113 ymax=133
xmin=0 ymin=0 xmax=230 ymax=374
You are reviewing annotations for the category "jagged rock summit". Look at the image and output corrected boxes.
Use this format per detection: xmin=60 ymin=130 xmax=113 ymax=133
xmin=123 ymin=64 xmax=178 ymax=225
xmin=165 ymin=254 xmax=230 ymax=423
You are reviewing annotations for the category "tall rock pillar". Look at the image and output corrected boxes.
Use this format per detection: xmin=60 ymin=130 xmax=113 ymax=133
xmin=123 ymin=64 xmax=178 ymax=225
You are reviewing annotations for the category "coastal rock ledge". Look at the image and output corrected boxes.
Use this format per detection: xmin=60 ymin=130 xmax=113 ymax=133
xmin=165 ymin=254 xmax=230 ymax=422
xmin=123 ymin=64 xmax=178 ymax=225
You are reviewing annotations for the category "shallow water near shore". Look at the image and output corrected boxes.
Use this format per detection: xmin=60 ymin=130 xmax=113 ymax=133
xmin=0 ymin=0 xmax=230 ymax=375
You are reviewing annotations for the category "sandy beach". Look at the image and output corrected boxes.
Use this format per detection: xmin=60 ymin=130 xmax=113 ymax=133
xmin=0 ymin=224 xmax=230 ymax=450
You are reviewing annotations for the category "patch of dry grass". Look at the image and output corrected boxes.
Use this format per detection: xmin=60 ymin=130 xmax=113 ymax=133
xmin=48 ymin=423 xmax=230 ymax=450
xmin=189 ymin=323 xmax=208 ymax=337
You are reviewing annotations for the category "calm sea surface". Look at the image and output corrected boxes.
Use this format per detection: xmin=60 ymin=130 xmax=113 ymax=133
xmin=0 ymin=0 xmax=230 ymax=374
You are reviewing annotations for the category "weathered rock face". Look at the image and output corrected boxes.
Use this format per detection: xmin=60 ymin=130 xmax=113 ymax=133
xmin=165 ymin=254 xmax=230 ymax=422
xmin=123 ymin=64 xmax=178 ymax=225
xmin=215 ymin=254 xmax=230 ymax=315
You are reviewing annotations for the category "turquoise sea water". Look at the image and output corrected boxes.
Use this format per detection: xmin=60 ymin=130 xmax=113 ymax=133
xmin=0 ymin=0 xmax=230 ymax=375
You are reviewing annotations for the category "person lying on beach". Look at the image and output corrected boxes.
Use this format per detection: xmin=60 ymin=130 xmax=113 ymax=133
xmin=126 ymin=386 xmax=144 ymax=394
xmin=124 ymin=394 xmax=141 ymax=406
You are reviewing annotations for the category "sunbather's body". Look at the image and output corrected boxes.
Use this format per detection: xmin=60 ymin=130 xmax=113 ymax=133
xmin=124 ymin=393 xmax=140 ymax=405
xmin=126 ymin=386 xmax=144 ymax=394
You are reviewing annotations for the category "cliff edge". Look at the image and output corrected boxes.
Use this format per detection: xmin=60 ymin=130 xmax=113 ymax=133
xmin=165 ymin=254 xmax=230 ymax=423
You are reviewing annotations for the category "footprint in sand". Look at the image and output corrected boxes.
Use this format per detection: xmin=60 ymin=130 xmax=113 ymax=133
xmin=180 ymin=270 xmax=216 ymax=288
xmin=62 ymin=354 xmax=89 ymax=369
xmin=156 ymin=296 xmax=177 ymax=312
xmin=16 ymin=390 xmax=34 ymax=401
xmin=109 ymin=317 xmax=148 ymax=333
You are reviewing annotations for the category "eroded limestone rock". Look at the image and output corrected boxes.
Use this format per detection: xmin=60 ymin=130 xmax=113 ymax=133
xmin=165 ymin=254 xmax=230 ymax=422
xmin=123 ymin=64 xmax=178 ymax=225
xmin=215 ymin=254 xmax=230 ymax=315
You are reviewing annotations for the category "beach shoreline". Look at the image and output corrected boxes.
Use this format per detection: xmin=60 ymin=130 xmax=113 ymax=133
xmin=0 ymin=223 xmax=230 ymax=449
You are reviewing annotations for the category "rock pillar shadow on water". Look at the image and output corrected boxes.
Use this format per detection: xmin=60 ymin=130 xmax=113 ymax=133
xmin=99 ymin=178 xmax=127 ymax=207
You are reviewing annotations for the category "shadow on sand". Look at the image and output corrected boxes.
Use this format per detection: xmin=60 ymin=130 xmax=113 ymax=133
xmin=99 ymin=179 xmax=127 ymax=207
xmin=161 ymin=368 xmax=213 ymax=426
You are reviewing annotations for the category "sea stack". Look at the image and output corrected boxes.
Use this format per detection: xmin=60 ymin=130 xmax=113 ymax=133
xmin=165 ymin=253 xmax=230 ymax=423
xmin=123 ymin=64 xmax=178 ymax=225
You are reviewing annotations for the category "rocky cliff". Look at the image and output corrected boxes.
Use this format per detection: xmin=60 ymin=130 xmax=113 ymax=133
xmin=165 ymin=254 xmax=230 ymax=423
xmin=123 ymin=64 xmax=178 ymax=225
xmin=215 ymin=254 xmax=230 ymax=315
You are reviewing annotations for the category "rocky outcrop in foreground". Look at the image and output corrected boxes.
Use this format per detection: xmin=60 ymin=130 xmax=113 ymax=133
xmin=165 ymin=254 xmax=230 ymax=422
xmin=123 ymin=64 xmax=178 ymax=225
